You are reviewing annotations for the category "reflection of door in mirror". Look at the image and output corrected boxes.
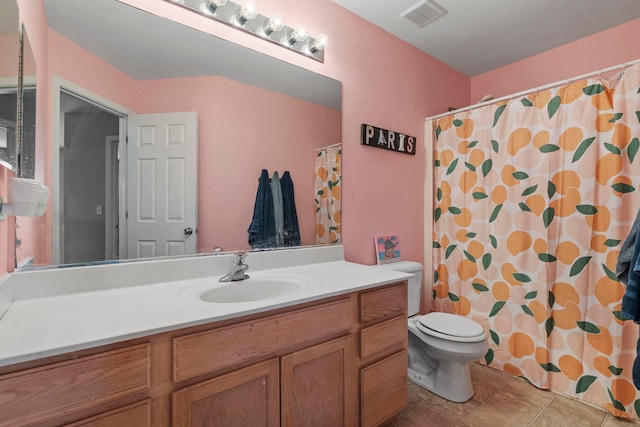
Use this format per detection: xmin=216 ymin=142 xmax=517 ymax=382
xmin=126 ymin=112 xmax=198 ymax=260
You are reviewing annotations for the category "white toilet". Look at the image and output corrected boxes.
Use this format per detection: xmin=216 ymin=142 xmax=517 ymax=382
xmin=374 ymin=261 xmax=487 ymax=403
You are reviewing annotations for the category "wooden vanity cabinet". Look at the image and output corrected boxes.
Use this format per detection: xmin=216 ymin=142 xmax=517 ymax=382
xmin=171 ymin=298 xmax=357 ymax=426
xmin=0 ymin=281 xmax=408 ymax=427
xmin=358 ymin=283 xmax=409 ymax=427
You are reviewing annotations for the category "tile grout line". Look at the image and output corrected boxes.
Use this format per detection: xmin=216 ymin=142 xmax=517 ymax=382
xmin=455 ymin=375 xmax=518 ymax=426
xmin=527 ymin=392 xmax=557 ymax=426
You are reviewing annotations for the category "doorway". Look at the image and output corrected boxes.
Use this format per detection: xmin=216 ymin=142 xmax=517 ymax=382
xmin=59 ymin=92 xmax=120 ymax=264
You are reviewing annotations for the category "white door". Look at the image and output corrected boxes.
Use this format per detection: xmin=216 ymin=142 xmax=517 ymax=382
xmin=126 ymin=112 xmax=198 ymax=259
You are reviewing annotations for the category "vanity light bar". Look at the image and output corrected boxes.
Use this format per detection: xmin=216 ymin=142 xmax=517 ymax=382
xmin=167 ymin=0 xmax=328 ymax=62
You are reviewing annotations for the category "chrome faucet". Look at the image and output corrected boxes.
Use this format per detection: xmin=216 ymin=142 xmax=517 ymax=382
xmin=219 ymin=252 xmax=250 ymax=282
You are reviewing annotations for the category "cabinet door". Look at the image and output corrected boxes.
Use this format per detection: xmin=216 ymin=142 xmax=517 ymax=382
xmin=172 ymin=358 xmax=279 ymax=427
xmin=361 ymin=350 xmax=408 ymax=427
xmin=281 ymin=335 xmax=356 ymax=427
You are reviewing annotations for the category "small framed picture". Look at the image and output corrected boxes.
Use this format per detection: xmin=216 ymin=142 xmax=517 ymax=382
xmin=375 ymin=234 xmax=401 ymax=264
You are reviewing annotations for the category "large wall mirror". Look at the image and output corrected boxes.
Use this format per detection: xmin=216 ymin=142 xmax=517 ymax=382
xmin=15 ymin=0 xmax=342 ymax=269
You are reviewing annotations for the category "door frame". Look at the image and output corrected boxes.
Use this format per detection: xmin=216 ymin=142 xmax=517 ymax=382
xmin=104 ymin=135 xmax=120 ymax=260
xmin=51 ymin=76 xmax=133 ymax=264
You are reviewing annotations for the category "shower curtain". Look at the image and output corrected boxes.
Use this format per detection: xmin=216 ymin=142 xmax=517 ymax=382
xmin=432 ymin=63 xmax=640 ymax=418
xmin=315 ymin=144 xmax=342 ymax=244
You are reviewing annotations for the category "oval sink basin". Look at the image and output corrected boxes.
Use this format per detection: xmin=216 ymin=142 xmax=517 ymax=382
xmin=199 ymin=277 xmax=306 ymax=303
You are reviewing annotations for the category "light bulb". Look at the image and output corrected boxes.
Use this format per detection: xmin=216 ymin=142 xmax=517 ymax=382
xmin=201 ymin=0 xmax=227 ymax=15
xmin=264 ymin=14 xmax=284 ymax=35
xmin=240 ymin=1 xmax=258 ymax=20
xmin=233 ymin=1 xmax=258 ymax=26
xmin=309 ymin=34 xmax=329 ymax=53
xmin=288 ymin=25 xmax=308 ymax=45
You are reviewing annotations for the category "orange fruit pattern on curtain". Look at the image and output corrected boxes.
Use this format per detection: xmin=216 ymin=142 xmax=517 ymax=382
xmin=432 ymin=63 xmax=640 ymax=419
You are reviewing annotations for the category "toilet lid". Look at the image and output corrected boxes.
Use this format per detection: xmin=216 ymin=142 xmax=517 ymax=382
xmin=417 ymin=312 xmax=485 ymax=340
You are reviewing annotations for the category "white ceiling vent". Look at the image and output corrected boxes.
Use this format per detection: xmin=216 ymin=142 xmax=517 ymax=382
xmin=400 ymin=0 xmax=448 ymax=28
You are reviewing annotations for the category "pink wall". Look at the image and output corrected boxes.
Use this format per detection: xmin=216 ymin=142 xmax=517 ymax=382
xmin=471 ymin=18 xmax=640 ymax=101
xmin=116 ymin=0 xmax=470 ymax=268
xmin=118 ymin=0 xmax=471 ymax=266
xmin=0 ymin=35 xmax=19 ymax=78
xmin=134 ymin=76 xmax=341 ymax=252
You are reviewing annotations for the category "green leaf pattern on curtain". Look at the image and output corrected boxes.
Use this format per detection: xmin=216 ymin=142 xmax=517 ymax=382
xmin=432 ymin=64 xmax=640 ymax=419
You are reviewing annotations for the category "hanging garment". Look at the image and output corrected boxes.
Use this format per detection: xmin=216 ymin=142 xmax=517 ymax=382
xmin=281 ymin=171 xmax=300 ymax=246
xmin=617 ymin=208 xmax=640 ymax=284
xmin=247 ymin=169 xmax=277 ymax=249
xmin=621 ymin=228 xmax=640 ymax=389
xmin=620 ymin=209 xmax=640 ymax=389
xmin=622 ymin=230 xmax=640 ymax=323
xmin=270 ymin=171 xmax=284 ymax=246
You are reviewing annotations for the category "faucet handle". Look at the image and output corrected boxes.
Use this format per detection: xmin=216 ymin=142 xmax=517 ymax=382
xmin=234 ymin=252 xmax=246 ymax=264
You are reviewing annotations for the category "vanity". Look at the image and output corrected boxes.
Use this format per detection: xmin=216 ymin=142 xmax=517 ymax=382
xmin=0 ymin=246 xmax=411 ymax=426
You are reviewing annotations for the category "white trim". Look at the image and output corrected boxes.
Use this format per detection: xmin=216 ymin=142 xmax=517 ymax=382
xmin=51 ymin=75 xmax=134 ymax=264
xmin=105 ymin=135 xmax=119 ymax=260
xmin=22 ymin=75 xmax=36 ymax=86
xmin=426 ymin=58 xmax=640 ymax=121
xmin=0 ymin=77 xmax=17 ymax=88
xmin=423 ymin=119 xmax=434 ymax=313
xmin=118 ymin=119 xmax=128 ymax=260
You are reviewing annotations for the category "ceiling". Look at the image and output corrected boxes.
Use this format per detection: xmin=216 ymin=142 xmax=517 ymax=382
xmin=331 ymin=0 xmax=640 ymax=76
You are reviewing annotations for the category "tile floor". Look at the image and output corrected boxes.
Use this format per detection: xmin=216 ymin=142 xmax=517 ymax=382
xmin=384 ymin=363 xmax=640 ymax=427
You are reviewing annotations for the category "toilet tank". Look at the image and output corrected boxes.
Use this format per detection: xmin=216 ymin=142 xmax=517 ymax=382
xmin=372 ymin=261 xmax=423 ymax=316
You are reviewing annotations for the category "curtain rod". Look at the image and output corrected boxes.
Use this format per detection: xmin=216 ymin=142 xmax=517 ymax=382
xmin=316 ymin=142 xmax=342 ymax=151
xmin=425 ymin=58 xmax=640 ymax=121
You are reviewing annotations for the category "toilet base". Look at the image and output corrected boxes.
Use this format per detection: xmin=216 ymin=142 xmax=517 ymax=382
xmin=408 ymin=360 xmax=475 ymax=403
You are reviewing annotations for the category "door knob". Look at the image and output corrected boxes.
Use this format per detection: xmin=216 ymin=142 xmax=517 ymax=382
xmin=183 ymin=227 xmax=193 ymax=235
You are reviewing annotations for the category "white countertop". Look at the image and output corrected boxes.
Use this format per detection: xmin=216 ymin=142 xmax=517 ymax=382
xmin=0 ymin=258 xmax=411 ymax=367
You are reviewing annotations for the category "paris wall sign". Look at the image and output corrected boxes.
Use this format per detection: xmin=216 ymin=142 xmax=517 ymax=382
xmin=360 ymin=123 xmax=416 ymax=155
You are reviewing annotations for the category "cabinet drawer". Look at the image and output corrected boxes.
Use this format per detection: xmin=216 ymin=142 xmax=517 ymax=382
xmin=0 ymin=344 xmax=150 ymax=427
xmin=361 ymin=350 xmax=408 ymax=427
xmin=65 ymin=400 xmax=151 ymax=427
xmin=360 ymin=315 xmax=407 ymax=360
xmin=359 ymin=282 xmax=407 ymax=323
xmin=173 ymin=298 xmax=354 ymax=382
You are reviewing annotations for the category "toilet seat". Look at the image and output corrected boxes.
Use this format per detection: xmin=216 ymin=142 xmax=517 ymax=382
xmin=415 ymin=312 xmax=485 ymax=343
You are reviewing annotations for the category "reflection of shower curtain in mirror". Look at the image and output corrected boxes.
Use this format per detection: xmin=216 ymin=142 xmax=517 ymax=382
xmin=315 ymin=144 xmax=342 ymax=244
xmin=432 ymin=63 xmax=640 ymax=419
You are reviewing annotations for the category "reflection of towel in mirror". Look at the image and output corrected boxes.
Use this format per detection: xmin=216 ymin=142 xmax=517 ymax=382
xmin=271 ymin=171 xmax=284 ymax=246
xmin=617 ymin=208 xmax=640 ymax=284
xmin=248 ymin=169 xmax=277 ymax=249
xmin=281 ymin=171 xmax=300 ymax=246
